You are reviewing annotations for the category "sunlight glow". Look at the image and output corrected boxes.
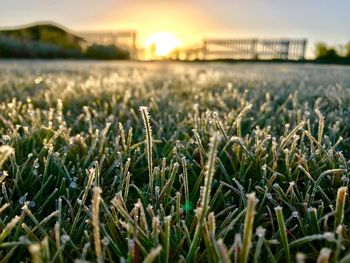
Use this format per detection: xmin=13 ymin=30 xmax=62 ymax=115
xmin=145 ymin=32 xmax=181 ymax=56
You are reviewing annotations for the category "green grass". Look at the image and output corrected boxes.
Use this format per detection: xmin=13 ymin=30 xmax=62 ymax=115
xmin=0 ymin=62 xmax=350 ymax=262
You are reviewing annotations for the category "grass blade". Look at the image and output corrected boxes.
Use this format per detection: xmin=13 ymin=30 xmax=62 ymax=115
xmin=275 ymin=206 xmax=290 ymax=263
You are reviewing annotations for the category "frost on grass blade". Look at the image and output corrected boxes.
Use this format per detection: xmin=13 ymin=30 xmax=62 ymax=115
xmin=0 ymin=145 xmax=14 ymax=168
xmin=187 ymin=133 xmax=221 ymax=262
xmin=140 ymin=106 xmax=154 ymax=194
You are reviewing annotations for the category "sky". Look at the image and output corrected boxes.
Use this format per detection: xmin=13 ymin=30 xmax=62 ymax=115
xmin=1 ymin=0 xmax=350 ymax=58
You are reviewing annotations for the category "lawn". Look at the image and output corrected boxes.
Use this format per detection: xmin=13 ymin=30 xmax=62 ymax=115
xmin=0 ymin=61 xmax=350 ymax=262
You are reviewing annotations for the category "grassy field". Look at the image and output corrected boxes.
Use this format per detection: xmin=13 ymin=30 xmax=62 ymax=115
xmin=1 ymin=61 xmax=350 ymax=262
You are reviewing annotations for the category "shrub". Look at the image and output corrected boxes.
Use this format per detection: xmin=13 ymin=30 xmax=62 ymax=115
xmin=85 ymin=44 xmax=130 ymax=60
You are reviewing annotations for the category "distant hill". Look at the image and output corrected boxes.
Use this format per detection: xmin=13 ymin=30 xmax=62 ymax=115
xmin=0 ymin=23 xmax=85 ymax=50
xmin=0 ymin=22 xmax=130 ymax=59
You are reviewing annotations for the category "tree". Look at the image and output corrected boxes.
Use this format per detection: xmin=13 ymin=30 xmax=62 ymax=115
xmin=345 ymin=42 xmax=350 ymax=58
xmin=85 ymin=44 xmax=130 ymax=60
xmin=315 ymin=42 xmax=340 ymax=62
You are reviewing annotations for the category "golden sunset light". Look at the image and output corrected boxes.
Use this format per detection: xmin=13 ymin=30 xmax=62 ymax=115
xmin=2 ymin=1 xmax=350 ymax=262
xmin=145 ymin=32 xmax=181 ymax=56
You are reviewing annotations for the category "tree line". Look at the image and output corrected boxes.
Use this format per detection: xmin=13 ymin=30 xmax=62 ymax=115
xmin=315 ymin=42 xmax=350 ymax=64
xmin=0 ymin=37 xmax=130 ymax=60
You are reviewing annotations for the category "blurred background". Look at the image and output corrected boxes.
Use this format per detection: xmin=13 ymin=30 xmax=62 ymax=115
xmin=0 ymin=0 xmax=349 ymax=62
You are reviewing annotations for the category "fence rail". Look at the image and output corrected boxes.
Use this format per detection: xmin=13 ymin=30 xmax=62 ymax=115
xmin=76 ymin=31 xmax=307 ymax=61
xmin=202 ymin=38 xmax=307 ymax=60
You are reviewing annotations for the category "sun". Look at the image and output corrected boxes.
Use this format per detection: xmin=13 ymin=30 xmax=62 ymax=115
xmin=145 ymin=32 xmax=181 ymax=57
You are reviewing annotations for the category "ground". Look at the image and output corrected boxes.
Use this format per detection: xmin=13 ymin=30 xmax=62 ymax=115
xmin=0 ymin=61 xmax=350 ymax=262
